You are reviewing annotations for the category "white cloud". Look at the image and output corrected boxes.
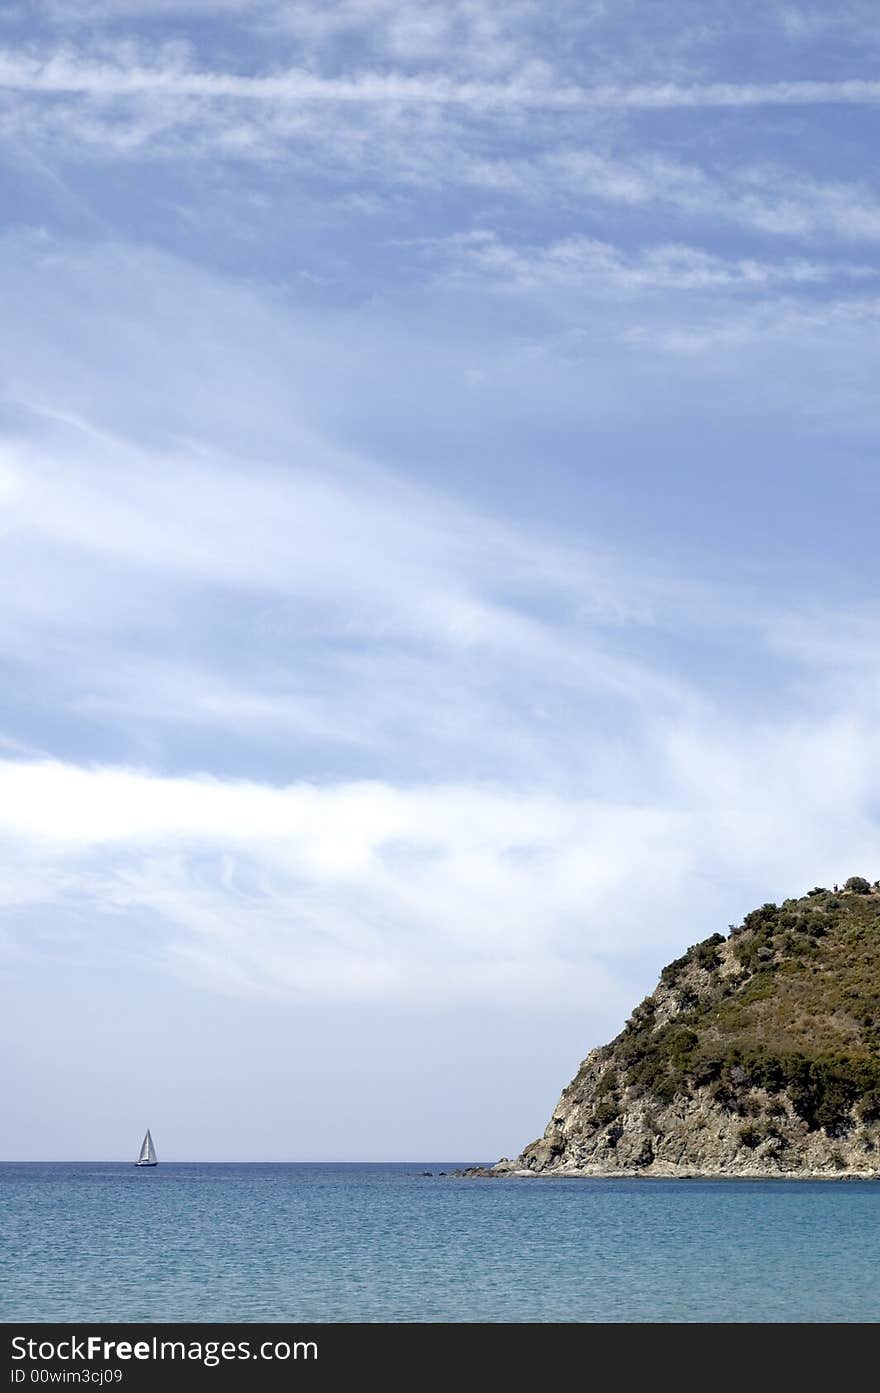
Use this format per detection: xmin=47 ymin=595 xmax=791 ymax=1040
xmin=0 ymin=698 xmax=876 ymax=1005
xmin=512 ymin=152 xmax=880 ymax=245
xmin=0 ymin=758 xmax=686 ymax=1004
xmin=21 ymin=0 xmax=880 ymax=63
xmin=4 ymin=46 xmax=879 ymax=257
xmin=421 ymin=230 xmax=875 ymax=293
xmin=0 ymin=410 xmax=698 ymax=795
xmin=777 ymin=3 xmax=880 ymax=45
xmin=0 ymin=234 xmax=878 ymax=1015
xmin=5 ymin=48 xmax=880 ymax=110
xmin=621 ymin=290 xmax=880 ymax=354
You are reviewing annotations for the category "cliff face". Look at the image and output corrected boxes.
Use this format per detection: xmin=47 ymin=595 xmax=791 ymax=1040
xmin=486 ymin=880 xmax=880 ymax=1178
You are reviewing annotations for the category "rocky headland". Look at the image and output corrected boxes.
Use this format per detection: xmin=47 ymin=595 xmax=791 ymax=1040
xmin=468 ymin=878 xmax=880 ymax=1179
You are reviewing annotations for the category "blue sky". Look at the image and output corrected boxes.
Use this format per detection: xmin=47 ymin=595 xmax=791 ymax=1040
xmin=1 ymin=2 xmax=879 ymax=1160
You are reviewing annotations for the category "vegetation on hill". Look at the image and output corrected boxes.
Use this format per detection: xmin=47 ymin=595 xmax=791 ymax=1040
xmin=574 ymin=879 xmax=880 ymax=1143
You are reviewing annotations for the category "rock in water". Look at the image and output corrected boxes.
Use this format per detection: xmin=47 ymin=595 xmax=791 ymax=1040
xmin=474 ymin=880 xmax=880 ymax=1178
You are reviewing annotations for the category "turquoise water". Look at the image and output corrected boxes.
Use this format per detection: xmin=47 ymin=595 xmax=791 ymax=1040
xmin=1 ymin=1164 xmax=878 ymax=1322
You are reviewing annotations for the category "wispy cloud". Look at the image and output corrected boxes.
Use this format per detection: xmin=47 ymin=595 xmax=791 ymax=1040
xmin=501 ymin=152 xmax=880 ymax=244
xmin=1 ymin=692 xmax=877 ymax=1005
xmin=0 ymin=758 xmax=683 ymax=1003
xmin=419 ymin=230 xmax=876 ymax=293
xmin=0 ymin=233 xmax=878 ymax=1011
xmin=2 ymin=10 xmax=880 ymax=1031
xmin=621 ymin=289 xmax=880 ymax=353
xmin=0 ymin=405 xmax=692 ymax=785
xmin=777 ymin=2 xmax=880 ymax=45
xmin=5 ymin=48 xmax=880 ymax=109
xmin=4 ymin=46 xmax=880 ymax=260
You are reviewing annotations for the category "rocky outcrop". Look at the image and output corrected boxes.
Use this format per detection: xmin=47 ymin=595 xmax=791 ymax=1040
xmin=468 ymin=881 xmax=880 ymax=1179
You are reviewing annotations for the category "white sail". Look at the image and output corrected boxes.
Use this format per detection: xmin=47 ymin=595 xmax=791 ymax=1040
xmin=137 ymin=1129 xmax=157 ymax=1164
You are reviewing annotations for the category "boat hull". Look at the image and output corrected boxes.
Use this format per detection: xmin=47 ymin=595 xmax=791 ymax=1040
xmin=134 ymin=1161 xmax=158 ymax=1167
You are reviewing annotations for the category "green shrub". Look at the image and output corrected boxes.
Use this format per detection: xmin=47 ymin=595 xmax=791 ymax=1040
xmin=660 ymin=953 xmax=689 ymax=986
xmin=738 ymin=1124 xmax=762 ymax=1149
xmin=858 ymin=1090 xmax=880 ymax=1123
xmin=845 ymin=876 xmax=871 ymax=895
xmin=738 ymin=973 xmax=776 ymax=1004
xmin=595 ymin=1068 xmax=619 ymax=1098
xmin=652 ymin=1076 xmax=678 ymax=1104
xmin=787 ymin=1060 xmax=860 ymax=1134
xmin=743 ymin=903 xmax=779 ymax=932
xmin=625 ymin=998 xmax=655 ymax=1031
xmin=692 ymin=934 xmax=725 ymax=970
xmin=709 ymin=1080 xmax=735 ymax=1110
xmin=690 ymin=1052 xmax=724 ymax=1086
xmin=743 ymin=1054 xmax=785 ymax=1093
xmin=592 ymin=1099 xmax=621 ymax=1128
xmin=667 ymin=1027 xmax=699 ymax=1061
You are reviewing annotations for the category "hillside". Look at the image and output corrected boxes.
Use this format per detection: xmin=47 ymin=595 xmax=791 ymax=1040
xmin=477 ymin=878 xmax=880 ymax=1178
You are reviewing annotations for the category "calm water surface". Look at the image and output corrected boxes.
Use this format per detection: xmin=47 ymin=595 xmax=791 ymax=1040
xmin=1 ymin=1164 xmax=878 ymax=1322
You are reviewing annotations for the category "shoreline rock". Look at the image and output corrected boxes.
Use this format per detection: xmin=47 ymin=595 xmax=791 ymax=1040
xmin=461 ymin=1162 xmax=880 ymax=1180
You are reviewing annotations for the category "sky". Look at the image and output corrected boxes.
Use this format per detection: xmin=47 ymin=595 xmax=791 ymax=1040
xmin=1 ymin=2 xmax=879 ymax=1161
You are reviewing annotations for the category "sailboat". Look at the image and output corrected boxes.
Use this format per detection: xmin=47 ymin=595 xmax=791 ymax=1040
xmin=135 ymin=1129 xmax=158 ymax=1167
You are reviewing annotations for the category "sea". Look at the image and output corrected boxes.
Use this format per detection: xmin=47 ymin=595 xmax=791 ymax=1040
xmin=2 ymin=1163 xmax=878 ymax=1323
